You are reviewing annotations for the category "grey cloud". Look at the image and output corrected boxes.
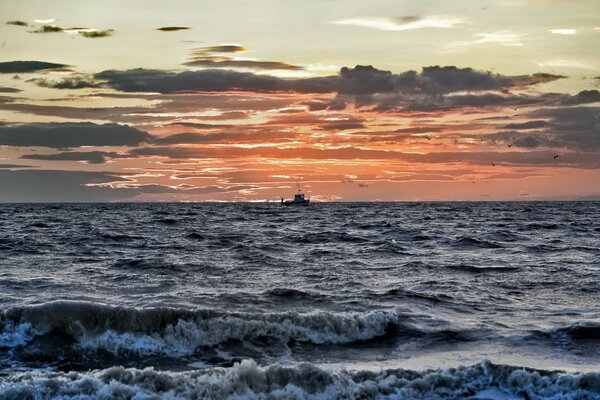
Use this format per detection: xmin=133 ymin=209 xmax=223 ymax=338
xmin=63 ymin=65 xmax=564 ymax=96
xmin=21 ymin=151 xmax=129 ymax=164
xmin=0 ymin=169 xmax=260 ymax=202
xmin=0 ymin=170 xmax=135 ymax=202
xmin=486 ymin=107 xmax=599 ymax=150
xmin=31 ymin=25 xmax=63 ymax=33
xmin=529 ymin=106 xmax=600 ymax=150
xmin=156 ymin=26 xmax=190 ymax=32
xmin=501 ymin=120 xmax=550 ymax=130
xmin=30 ymin=75 xmax=102 ymax=89
xmin=0 ymin=122 xmax=152 ymax=148
xmin=6 ymin=20 xmax=28 ymax=27
xmin=0 ymin=164 xmax=36 ymax=169
xmin=192 ymin=45 xmax=246 ymax=54
xmin=561 ymin=89 xmax=600 ymax=105
xmin=0 ymin=87 xmax=21 ymax=93
xmin=0 ymin=61 xmax=70 ymax=73
xmin=79 ymin=29 xmax=114 ymax=38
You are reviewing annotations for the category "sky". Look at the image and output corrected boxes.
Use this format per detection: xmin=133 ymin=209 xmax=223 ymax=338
xmin=0 ymin=0 xmax=598 ymax=202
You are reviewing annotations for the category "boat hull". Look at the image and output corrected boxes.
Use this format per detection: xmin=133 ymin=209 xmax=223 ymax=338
xmin=282 ymin=200 xmax=310 ymax=206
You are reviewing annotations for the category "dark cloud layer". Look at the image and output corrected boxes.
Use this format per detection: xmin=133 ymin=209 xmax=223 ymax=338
xmin=21 ymin=151 xmax=128 ymax=164
xmin=0 ymin=61 xmax=69 ymax=73
xmin=39 ymin=65 xmax=564 ymax=97
xmin=0 ymin=122 xmax=152 ymax=148
xmin=0 ymin=164 xmax=35 ymax=169
xmin=31 ymin=75 xmax=103 ymax=89
xmin=0 ymin=170 xmax=133 ymax=202
xmin=0 ymin=87 xmax=21 ymax=93
xmin=0 ymin=169 xmax=261 ymax=201
xmin=490 ymin=107 xmax=599 ymax=150
xmin=562 ymin=90 xmax=600 ymax=105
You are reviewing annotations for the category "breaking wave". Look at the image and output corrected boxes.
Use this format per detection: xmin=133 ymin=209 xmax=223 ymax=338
xmin=1 ymin=359 xmax=599 ymax=400
xmin=0 ymin=301 xmax=410 ymax=357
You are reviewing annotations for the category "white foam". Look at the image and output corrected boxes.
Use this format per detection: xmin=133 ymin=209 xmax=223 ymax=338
xmin=76 ymin=310 xmax=401 ymax=356
xmin=0 ymin=322 xmax=37 ymax=348
xmin=0 ymin=360 xmax=599 ymax=400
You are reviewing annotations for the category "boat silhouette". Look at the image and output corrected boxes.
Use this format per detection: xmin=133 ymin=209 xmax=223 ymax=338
xmin=281 ymin=184 xmax=310 ymax=206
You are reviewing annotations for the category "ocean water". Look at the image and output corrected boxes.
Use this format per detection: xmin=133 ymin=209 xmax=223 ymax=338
xmin=0 ymin=202 xmax=599 ymax=399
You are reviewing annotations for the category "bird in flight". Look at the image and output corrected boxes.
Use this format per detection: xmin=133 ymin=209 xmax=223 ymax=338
xmin=491 ymin=163 xmax=496 ymax=166
xmin=425 ymin=135 xmax=432 ymax=140
xmin=553 ymin=154 xmax=560 ymax=160
xmin=507 ymin=144 xmax=513 ymax=148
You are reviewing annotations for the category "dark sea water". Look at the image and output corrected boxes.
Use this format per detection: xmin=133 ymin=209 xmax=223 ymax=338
xmin=0 ymin=202 xmax=599 ymax=399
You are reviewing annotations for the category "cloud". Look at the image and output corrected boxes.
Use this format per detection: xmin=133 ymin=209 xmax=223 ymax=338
xmin=537 ymin=59 xmax=595 ymax=69
xmin=93 ymin=68 xmax=288 ymax=93
xmin=31 ymin=25 xmax=63 ymax=33
xmin=528 ymin=106 xmax=600 ymax=150
xmin=185 ymin=44 xmax=302 ymax=71
xmin=331 ymin=16 xmax=463 ymax=31
xmin=87 ymin=65 xmax=564 ymax=96
xmin=0 ymin=122 xmax=152 ymax=148
xmin=34 ymin=19 xmax=55 ymax=24
xmin=156 ymin=26 xmax=190 ymax=32
xmin=0 ymin=87 xmax=21 ymax=93
xmin=6 ymin=20 xmax=27 ymax=27
xmin=490 ymin=106 xmax=599 ymax=151
xmin=192 ymin=45 xmax=246 ymax=55
xmin=0 ymin=61 xmax=70 ymax=73
xmin=561 ymin=89 xmax=600 ymax=105
xmin=184 ymin=58 xmax=302 ymax=70
xmin=29 ymin=25 xmax=114 ymax=38
xmin=30 ymin=74 xmax=103 ymax=89
xmin=0 ymin=170 xmax=134 ymax=202
xmin=548 ymin=28 xmax=576 ymax=35
xmin=21 ymin=151 xmax=129 ymax=164
xmin=79 ymin=29 xmax=114 ymax=38
xmin=0 ymin=164 xmax=35 ymax=169
xmin=501 ymin=120 xmax=550 ymax=129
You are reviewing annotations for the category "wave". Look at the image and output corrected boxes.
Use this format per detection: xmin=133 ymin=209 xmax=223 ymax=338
xmin=527 ymin=322 xmax=600 ymax=349
xmin=0 ymin=301 xmax=407 ymax=357
xmin=1 ymin=360 xmax=598 ymax=399
xmin=453 ymin=236 xmax=503 ymax=249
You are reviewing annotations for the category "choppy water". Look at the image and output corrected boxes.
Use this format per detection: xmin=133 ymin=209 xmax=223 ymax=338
xmin=0 ymin=202 xmax=599 ymax=399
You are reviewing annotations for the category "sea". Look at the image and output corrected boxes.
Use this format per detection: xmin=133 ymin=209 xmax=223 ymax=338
xmin=0 ymin=201 xmax=599 ymax=399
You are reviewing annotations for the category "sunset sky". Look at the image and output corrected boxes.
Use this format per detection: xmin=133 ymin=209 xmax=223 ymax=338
xmin=0 ymin=0 xmax=598 ymax=202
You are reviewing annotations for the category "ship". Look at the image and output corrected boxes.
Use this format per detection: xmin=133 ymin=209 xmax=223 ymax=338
xmin=281 ymin=184 xmax=310 ymax=206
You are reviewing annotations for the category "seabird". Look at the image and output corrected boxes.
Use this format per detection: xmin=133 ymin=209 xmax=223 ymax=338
xmin=553 ymin=154 xmax=560 ymax=160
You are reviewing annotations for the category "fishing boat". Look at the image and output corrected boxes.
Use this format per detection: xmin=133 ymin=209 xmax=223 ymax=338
xmin=281 ymin=184 xmax=310 ymax=206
